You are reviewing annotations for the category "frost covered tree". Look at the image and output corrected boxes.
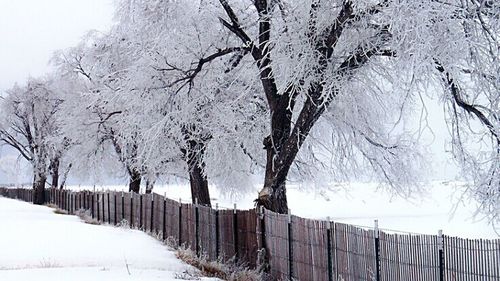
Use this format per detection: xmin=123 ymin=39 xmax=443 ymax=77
xmin=53 ymin=33 xmax=151 ymax=193
xmin=432 ymin=0 xmax=499 ymax=223
xmin=89 ymin=0 xmax=269 ymax=205
xmin=6 ymin=0 xmax=496 ymax=220
xmin=0 ymin=78 xmax=67 ymax=204
xmin=169 ymin=0 xmax=498 ymax=214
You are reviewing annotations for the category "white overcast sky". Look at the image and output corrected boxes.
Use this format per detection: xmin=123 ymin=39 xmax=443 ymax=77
xmin=0 ymin=0 xmax=115 ymax=183
xmin=0 ymin=0 xmax=115 ymax=93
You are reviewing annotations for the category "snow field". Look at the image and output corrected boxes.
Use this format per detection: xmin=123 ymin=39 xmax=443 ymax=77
xmin=0 ymin=197 xmax=219 ymax=281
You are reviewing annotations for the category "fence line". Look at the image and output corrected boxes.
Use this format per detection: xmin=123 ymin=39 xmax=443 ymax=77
xmin=1 ymin=187 xmax=499 ymax=281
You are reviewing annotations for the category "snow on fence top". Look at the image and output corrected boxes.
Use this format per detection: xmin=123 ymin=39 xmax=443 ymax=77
xmin=1 ymin=187 xmax=499 ymax=281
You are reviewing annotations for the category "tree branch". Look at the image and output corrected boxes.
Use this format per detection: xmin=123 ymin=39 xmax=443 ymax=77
xmin=435 ymin=60 xmax=499 ymax=145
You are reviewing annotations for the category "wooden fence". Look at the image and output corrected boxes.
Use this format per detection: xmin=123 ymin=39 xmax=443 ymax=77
xmin=1 ymin=187 xmax=499 ymax=281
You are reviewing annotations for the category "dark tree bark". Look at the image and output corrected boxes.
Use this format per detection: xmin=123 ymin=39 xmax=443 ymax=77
xmin=49 ymin=157 xmax=60 ymax=190
xmin=33 ymin=173 xmax=46 ymax=205
xmin=187 ymin=154 xmax=211 ymax=207
xmin=182 ymin=134 xmax=211 ymax=207
xmin=128 ymin=168 xmax=142 ymax=193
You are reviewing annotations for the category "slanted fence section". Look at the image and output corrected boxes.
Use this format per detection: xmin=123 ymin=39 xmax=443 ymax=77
xmin=1 ymin=186 xmax=499 ymax=281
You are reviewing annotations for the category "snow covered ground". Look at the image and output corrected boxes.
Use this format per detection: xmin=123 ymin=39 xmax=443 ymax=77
xmin=63 ymin=181 xmax=499 ymax=239
xmin=0 ymin=197 xmax=218 ymax=281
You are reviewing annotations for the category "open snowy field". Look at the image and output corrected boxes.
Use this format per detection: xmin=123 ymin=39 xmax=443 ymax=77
xmin=62 ymin=181 xmax=499 ymax=239
xmin=0 ymin=197 xmax=218 ymax=281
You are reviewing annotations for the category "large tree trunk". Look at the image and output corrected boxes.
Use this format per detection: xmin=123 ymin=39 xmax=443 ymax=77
xmin=33 ymin=173 xmax=46 ymax=205
xmin=188 ymin=159 xmax=210 ymax=206
xmin=128 ymin=169 xmax=141 ymax=193
xmin=49 ymin=157 xmax=60 ymax=189
xmin=256 ymin=96 xmax=294 ymax=214
xmin=184 ymin=138 xmax=211 ymax=207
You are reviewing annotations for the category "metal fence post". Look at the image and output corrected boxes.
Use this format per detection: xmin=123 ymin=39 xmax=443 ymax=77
xmin=130 ymin=192 xmax=134 ymax=227
xmin=91 ymin=192 xmax=95 ymax=219
xmin=288 ymin=209 xmax=293 ymax=280
xmin=162 ymin=193 xmax=166 ymax=241
xmin=178 ymin=198 xmax=182 ymax=247
xmin=151 ymin=194 xmax=154 ymax=233
xmin=139 ymin=194 xmax=143 ymax=230
xmin=96 ymin=193 xmax=100 ymax=221
xmin=114 ymin=192 xmax=117 ymax=224
xmin=438 ymin=229 xmax=445 ymax=281
xmin=195 ymin=198 xmax=200 ymax=257
xmin=375 ymin=219 xmax=381 ymax=281
xmin=107 ymin=191 xmax=111 ymax=224
xmin=326 ymin=217 xmax=333 ymax=281
xmin=215 ymin=203 xmax=220 ymax=259
xmin=121 ymin=191 xmax=125 ymax=222
xmin=101 ymin=190 xmax=105 ymax=223
xmin=259 ymin=205 xmax=267 ymax=250
xmin=233 ymin=203 xmax=239 ymax=261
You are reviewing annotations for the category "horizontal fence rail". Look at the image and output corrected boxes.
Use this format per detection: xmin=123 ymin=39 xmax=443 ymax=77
xmin=1 ymin=187 xmax=499 ymax=281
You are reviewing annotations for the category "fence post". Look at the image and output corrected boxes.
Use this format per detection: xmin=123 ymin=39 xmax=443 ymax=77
xmin=139 ymin=194 xmax=143 ymax=230
xmin=195 ymin=198 xmax=200 ymax=257
xmin=375 ymin=219 xmax=381 ymax=281
xmin=438 ymin=229 xmax=445 ymax=281
xmin=162 ymin=193 xmax=167 ymax=241
xmin=150 ymin=194 xmax=154 ymax=233
xmin=101 ymin=190 xmax=105 ymax=223
xmin=91 ymin=192 xmax=95 ymax=219
xmin=130 ymin=192 xmax=134 ymax=227
xmin=287 ymin=209 xmax=293 ymax=280
xmin=215 ymin=203 xmax=220 ymax=259
xmin=178 ymin=198 xmax=182 ymax=247
xmin=97 ymin=193 xmax=100 ymax=221
xmin=259 ymin=205 xmax=267 ymax=250
xmin=121 ymin=191 xmax=125 ymax=222
xmin=107 ymin=191 xmax=111 ymax=224
xmin=233 ymin=203 xmax=239 ymax=261
xmin=114 ymin=192 xmax=117 ymax=224
xmin=326 ymin=217 xmax=333 ymax=281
